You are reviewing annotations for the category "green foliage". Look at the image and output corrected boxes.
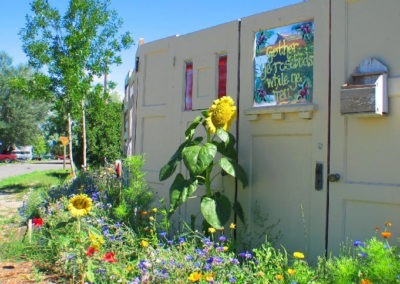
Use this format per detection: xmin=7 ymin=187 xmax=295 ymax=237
xmin=108 ymin=156 xmax=154 ymax=229
xmin=0 ymin=52 xmax=49 ymax=148
xmin=81 ymin=87 xmax=123 ymax=166
xmin=2 ymin=166 xmax=400 ymax=283
xmin=20 ymin=0 xmax=134 ymax=165
xmin=160 ymin=108 xmax=248 ymax=229
xmin=32 ymin=134 xmax=47 ymax=155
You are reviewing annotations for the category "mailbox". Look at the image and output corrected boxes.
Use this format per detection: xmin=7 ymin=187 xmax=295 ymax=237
xmin=340 ymin=58 xmax=388 ymax=116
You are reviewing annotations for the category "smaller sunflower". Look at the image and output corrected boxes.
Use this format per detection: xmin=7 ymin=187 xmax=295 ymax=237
xmin=68 ymin=194 xmax=92 ymax=217
xmin=205 ymin=96 xmax=237 ymax=134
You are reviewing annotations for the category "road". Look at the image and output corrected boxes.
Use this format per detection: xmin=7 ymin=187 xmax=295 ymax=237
xmin=0 ymin=160 xmax=69 ymax=181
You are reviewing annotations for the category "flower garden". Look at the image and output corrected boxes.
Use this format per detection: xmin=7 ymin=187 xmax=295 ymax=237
xmin=2 ymin=97 xmax=400 ymax=283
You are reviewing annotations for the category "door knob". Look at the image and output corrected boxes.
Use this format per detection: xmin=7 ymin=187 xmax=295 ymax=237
xmin=328 ymin=173 xmax=341 ymax=182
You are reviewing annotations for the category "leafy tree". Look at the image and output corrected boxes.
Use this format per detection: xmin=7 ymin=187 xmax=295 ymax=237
xmin=20 ymin=0 xmax=133 ymax=169
xmin=32 ymin=134 xmax=48 ymax=155
xmin=0 ymin=52 xmax=49 ymax=151
xmin=74 ymin=85 xmax=123 ymax=166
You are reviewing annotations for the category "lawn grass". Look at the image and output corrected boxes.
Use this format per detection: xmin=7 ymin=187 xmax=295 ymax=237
xmin=0 ymin=169 xmax=71 ymax=199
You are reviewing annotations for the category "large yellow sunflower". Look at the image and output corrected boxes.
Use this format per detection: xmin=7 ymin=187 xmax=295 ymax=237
xmin=205 ymin=96 xmax=237 ymax=134
xmin=68 ymin=194 xmax=92 ymax=217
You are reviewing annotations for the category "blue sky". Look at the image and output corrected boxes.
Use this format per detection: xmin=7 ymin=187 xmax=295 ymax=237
xmin=1 ymin=0 xmax=301 ymax=96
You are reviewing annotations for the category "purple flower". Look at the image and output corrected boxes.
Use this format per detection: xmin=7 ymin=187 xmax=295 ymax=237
xmin=219 ymin=236 xmax=227 ymax=243
xmin=230 ymin=258 xmax=240 ymax=265
xmin=216 ymin=246 xmax=225 ymax=252
xmin=229 ymin=277 xmax=237 ymax=283
xmin=239 ymin=251 xmax=252 ymax=259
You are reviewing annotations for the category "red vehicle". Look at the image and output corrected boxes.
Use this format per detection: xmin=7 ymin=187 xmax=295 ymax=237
xmin=0 ymin=153 xmax=17 ymax=163
xmin=57 ymin=155 xmax=69 ymax=160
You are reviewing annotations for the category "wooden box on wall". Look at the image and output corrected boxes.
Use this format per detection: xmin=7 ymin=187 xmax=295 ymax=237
xmin=340 ymin=58 xmax=388 ymax=116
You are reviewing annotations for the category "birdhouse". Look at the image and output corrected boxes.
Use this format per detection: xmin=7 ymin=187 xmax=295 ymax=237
xmin=340 ymin=58 xmax=388 ymax=116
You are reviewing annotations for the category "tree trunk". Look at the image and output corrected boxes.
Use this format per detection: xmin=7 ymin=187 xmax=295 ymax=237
xmin=82 ymin=100 xmax=87 ymax=171
xmin=68 ymin=113 xmax=76 ymax=178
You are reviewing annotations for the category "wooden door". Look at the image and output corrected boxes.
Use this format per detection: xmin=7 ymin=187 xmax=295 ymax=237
xmin=237 ymin=0 xmax=330 ymax=261
xmin=328 ymin=0 xmax=400 ymax=254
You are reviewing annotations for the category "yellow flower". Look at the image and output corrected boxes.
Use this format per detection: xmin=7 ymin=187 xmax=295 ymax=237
xmin=275 ymin=274 xmax=284 ymax=280
xmin=89 ymin=232 xmax=104 ymax=250
xmin=293 ymin=252 xmax=305 ymax=259
xmin=149 ymin=216 xmax=155 ymax=221
xmin=152 ymin=208 xmax=158 ymax=213
xmin=223 ymin=246 xmax=229 ymax=251
xmin=229 ymin=223 xmax=236 ymax=229
xmin=205 ymin=96 xmax=237 ymax=134
xmin=204 ymin=272 xmax=216 ymax=282
xmin=68 ymin=194 xmax=92 ymax=217
xmin=140 ymin=240 xmax=149 ymax=248
xmin=288 ymin=268 xmax=296 ymax=275
xmin=188 ymin=271 xmax=202 ymax=282
xmin=208 ymin=227 xmax=216 ymax=234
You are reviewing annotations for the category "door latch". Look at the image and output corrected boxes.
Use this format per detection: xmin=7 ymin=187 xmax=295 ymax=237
xmin=315 ymin=162 xmax=323 ymax=191
xmin=328 ymin=173 xmax=341 ymax=182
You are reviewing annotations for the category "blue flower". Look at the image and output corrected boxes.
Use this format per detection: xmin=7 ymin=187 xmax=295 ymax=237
xmin=204 ymin=263 xmax=212 ymax=270
xmin=353 ymin=240 xmax=364 ymax=247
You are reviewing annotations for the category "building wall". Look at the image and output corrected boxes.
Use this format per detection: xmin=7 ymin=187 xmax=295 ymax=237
xmin=123 ymin=0 xmax=400 ymax=259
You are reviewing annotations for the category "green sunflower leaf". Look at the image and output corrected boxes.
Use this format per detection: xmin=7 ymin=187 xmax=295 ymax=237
xmin=219 ymin=157 xmax=248 ymax=188
xmin=201 ymin=194 xmax=231 ymax=229
xmin=169 ymin=173 xmax=198 ymax=213
xmin=182 ymin=143 xmax=217 ymax=176
xmin=185 ymin=116 xmax=203 ymax=140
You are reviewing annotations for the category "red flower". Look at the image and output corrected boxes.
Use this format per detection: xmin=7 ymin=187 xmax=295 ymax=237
xmin=87 ymin=247 xmax=97 ymax=257
xmin=32 ymin=217 xmax=44 ymax=227
xmin=103 ymin=252 xmax=117 ymax=263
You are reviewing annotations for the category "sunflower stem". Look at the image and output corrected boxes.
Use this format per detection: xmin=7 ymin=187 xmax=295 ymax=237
xmin=205 ymin=131 xmax=212 ymax=197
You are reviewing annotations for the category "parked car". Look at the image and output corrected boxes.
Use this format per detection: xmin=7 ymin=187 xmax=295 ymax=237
xmin=57 ymin=155 xmax=69 ymax=160
xmin=0 ymin=153 xmax=17 ymax=163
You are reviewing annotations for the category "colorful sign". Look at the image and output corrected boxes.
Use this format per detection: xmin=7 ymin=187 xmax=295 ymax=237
xmin=253 ymin=21 xmax=314 ymax=106
xmin=59 ymin=136 xmax=69 ymax=146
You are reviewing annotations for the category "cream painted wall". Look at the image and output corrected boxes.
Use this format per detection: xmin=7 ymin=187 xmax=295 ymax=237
xmin=124 ymin=0 xmax=400 ymax=259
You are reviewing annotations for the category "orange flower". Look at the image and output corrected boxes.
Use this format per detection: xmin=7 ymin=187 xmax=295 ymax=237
xmin=381 ymin=231 xmax=392 ymax=239
xmin=360 ymin=279 xmax=372 ymax=284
